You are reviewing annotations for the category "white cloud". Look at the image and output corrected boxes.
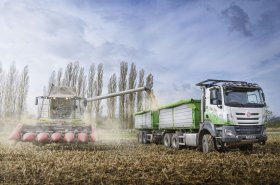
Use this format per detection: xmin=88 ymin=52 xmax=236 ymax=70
xmin=0 ymin=0 xmax=279 ymax=115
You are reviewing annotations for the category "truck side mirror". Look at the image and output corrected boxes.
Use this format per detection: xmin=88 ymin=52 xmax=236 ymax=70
xmin=35 ymin=98 xmax=38 ymax=105
xmin=210 ymin=89 xmax=218 ymax=100
xmin=83 ymin=100 xmax=87 ymax=107
xmin=210 ymin=89 xmax=221 ymax=106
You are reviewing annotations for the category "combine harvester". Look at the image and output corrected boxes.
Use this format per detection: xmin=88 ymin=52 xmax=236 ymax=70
xmin=135 ymin=79 xmax=268 ymax=153
xmin=9 ymin=85 xmax=151 ymax=145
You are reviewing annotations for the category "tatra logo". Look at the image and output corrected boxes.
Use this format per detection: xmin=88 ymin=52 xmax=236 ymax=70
xmin=246 ymin=112 xmax=251 ymax=118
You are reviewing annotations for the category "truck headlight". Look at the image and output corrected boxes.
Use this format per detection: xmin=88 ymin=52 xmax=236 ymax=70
xmin=224 ymin=129 xmax=234 ymax=136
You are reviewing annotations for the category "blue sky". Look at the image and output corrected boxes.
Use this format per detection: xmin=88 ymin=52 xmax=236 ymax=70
xmin=0 ymin=0 xmax=279 ymax=116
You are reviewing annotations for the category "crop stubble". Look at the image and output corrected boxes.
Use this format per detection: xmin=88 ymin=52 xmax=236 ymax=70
xmin=0 ymin=134 xmax=280 ymax=185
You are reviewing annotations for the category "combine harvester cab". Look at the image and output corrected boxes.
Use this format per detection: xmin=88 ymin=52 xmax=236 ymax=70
xmin=9 ymin=86 xmax=96 ymax=145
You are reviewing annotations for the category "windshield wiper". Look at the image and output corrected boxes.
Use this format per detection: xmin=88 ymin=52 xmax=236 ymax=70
xmin=243 ymin=103 xmax=264 ymax=107
xmin=226 ymin=101 xmax=244 ymax=107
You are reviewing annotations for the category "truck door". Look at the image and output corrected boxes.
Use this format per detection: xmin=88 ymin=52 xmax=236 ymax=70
xmin=205 ymin=87 xmax=224 ymax=124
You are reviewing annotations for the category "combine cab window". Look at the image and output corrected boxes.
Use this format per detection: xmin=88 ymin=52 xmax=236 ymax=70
xmin=50 ymin=98 xmax=72 ymax=119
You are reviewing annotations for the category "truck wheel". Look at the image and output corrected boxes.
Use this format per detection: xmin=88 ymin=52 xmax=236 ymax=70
xmin=171 ymin=133 xmax=181 ymax=149
xmin=239 ymin=144 xmax=253 ymax=152
xmin=163 ymin=133 xmax=171 ymax=147
xmin=138 ymin=132 xmax=143 ymax=143
xmin=142 ymin=131 xmax=150 ymax=144
xmin=202 ymin=134 xmax=215 ymax=153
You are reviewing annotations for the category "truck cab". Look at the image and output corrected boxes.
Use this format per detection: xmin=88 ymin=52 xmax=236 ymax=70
xmin=197 ymin=79 xmax=267 ymax=152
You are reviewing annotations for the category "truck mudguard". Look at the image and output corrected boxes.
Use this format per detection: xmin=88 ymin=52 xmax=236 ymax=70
xmin=197 ymin=121 xmax=217 ymax=145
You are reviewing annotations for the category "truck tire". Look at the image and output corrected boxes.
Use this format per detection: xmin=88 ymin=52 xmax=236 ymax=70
xmin=138 ymin=132 xmax=143 ymax=143
xmin=163 ymin=133 xmax=171 ymax=147
xmin=202 ymin=134 xmax=215 ymax=153
xmin=239 ymin=144 xmax=253 ymax=152
xmin=142 ymin=131 xmax=150 ymax=144
xmin=171 ymin=133 xmax=181 ymax=149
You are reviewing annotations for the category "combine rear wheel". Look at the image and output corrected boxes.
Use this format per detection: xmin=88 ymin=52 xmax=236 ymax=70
xmin=202 ymin=134 xmax=215 ymax=153
xmin=163 ymin=133 xmax=171 ymax=147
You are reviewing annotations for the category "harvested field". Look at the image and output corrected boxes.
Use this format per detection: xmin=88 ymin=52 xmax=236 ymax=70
xmin=1 ymin=132 xmax=280 ymax=185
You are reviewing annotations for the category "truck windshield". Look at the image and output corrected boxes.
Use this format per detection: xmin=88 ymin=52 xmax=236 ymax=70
xmin=224 ymin=88 xmax=265 ymax=107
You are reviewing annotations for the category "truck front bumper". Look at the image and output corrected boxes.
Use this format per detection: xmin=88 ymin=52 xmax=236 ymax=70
xmin=218 ymin=125 xmax=267 ymax=145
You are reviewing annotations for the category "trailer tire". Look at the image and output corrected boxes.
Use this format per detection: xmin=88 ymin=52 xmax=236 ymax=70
xmin=138 ymin=132 xmax=142 ymax=143
xmin=142 ymin=131 xmax=150 ymax=144
xmin=171 ymin=133 xmax=181 ymax=149
xmin=163 ymin=133 xmax=171 ymax=147
xmin=202 ymin=134 xmax=215 ymax=153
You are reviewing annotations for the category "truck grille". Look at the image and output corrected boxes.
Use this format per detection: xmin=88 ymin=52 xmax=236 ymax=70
xmin=236 ymin=113 xmax=259 ymax=116
xmin=235 ymin=125 xmax=262 ymax=135
xmin=238 ymin=122 xmax=259 ymax=125
xmin=235 ymin=112 xmax=260 ymax=124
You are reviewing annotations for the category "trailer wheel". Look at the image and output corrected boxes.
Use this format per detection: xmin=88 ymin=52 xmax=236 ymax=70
xmin=202 ymin=134 xmax=215 ymax=153
xmin=239 ymin=144 xmax=253 ymax=152
xmin=163 ymin=133 xmax=171 ymax=147
xmin=138 ymin=132 xmax=143 ymax=143
xmin=142 ymin=131 xmax=150 ymax=144
xmin=171 ymin=133 xmax=181 ymax=149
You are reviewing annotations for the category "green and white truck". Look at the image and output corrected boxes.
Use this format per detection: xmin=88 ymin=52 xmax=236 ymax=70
xmin=135 ymin=79 xmax=267 ymax=153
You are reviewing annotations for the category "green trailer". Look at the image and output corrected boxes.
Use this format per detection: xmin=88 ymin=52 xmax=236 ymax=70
xmin=135 ymin=99 xmax=201 ymax=146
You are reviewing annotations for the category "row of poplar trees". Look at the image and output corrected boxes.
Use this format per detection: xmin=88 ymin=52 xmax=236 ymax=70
xmin=46 ymin=61 xmax=153 ymax=129
xmin=0 ymin=63 xmax=29 ymax=120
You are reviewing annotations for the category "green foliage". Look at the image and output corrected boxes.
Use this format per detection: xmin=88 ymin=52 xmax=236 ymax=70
xmin=266 ymin=120 xmax=280 ymax=128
